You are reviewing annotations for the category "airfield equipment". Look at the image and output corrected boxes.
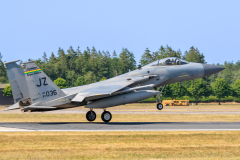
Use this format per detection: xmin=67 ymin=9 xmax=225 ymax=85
xmin=162 ymin=100 xmax=189 ymax=106
xmin=4 ymin=57 xmax=224 ymax=122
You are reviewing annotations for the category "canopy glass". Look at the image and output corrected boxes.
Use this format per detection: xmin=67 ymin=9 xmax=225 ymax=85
xmin=145 ymin=57 xmax=189 ymax=67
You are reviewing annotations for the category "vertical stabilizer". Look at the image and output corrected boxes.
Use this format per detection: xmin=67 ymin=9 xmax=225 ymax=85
xmin=22 ymin=61 xmax=66 ymax=104
xmin=4 ymin=60 xmax=30 ymax=105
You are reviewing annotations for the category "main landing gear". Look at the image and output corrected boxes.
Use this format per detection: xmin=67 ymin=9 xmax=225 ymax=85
xmin=101 ymin=110 xmax=112 ymax=123
xmin=156 ymin=85 xmax=165 ymax=110
xmin=86 ymin=110 xmax=96 ymax=122
xmin=86 ymin=109 xmax=112 ymax=123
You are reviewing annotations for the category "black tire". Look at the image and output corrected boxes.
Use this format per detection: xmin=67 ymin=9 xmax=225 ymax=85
xmin=101 ymin=111 xmax=112 ymax=123
xmin=86 ymin=111 xmax=96 ymax=122
xmin=157 ymin=103 xmax=163 ymax=110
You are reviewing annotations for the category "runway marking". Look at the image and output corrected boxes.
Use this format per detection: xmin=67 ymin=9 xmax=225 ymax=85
xmin=1 ymin=129 xmax=240 ymax=132
xmin=0 ymin=127 xmax=34 ymax=132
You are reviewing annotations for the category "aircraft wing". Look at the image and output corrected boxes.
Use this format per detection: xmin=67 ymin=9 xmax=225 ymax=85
xmin=71 ymin=74 xmax=157 ymax=102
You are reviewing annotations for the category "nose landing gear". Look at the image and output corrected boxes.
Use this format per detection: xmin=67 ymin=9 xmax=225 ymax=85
xmin=157 ymin=103 xmax=163 ymax=110
xmin=156 ymin=85 xmax=165 ymax=110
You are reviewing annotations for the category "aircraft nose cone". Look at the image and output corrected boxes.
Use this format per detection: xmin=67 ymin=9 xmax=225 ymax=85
xmin=202 ymin=64 xmax=225 ymax=76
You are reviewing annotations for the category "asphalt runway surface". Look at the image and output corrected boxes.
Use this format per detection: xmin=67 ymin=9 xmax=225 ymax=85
xmin=1 ymin=106 xmax=240 ymax=131
xmin=0 ymin=122 xmax=240 ymax=131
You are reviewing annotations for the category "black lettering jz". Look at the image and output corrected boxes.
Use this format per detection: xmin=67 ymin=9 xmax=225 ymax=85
xmin=37 ymin=77 xmax=48 ymax=87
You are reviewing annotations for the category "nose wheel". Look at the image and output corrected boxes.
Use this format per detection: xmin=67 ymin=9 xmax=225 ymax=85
xmin=86 ymin=110 xmax=96 ymax=122
xmin=156 ymin=85 xmax=165 ymax=111
xmin=101 ymin=111 xmax=112 ymax=123
xmin=157 ymin=103 xmax=163 ymax=110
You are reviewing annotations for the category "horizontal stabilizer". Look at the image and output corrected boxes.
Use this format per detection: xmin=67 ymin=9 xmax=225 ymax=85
xmin=4 ymin=103 xmax=20 ymax=111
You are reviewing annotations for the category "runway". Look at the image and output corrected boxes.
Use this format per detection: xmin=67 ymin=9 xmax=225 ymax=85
xmin=0 ymin=122 xmax=240 ymax=131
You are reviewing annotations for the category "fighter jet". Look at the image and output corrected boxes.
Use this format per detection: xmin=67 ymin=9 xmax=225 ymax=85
xmin=4 ymin=57 xmax=224 ymax=122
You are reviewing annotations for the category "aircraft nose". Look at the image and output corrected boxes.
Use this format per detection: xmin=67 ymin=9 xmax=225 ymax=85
xmin=202 ymin=64 xmax=225 ymax=76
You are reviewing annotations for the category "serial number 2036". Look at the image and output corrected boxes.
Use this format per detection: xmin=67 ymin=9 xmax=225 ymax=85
xmin=42 ymin=90 xmax=57 ymax=98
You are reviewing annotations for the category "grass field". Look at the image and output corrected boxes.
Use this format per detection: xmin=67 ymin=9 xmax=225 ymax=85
xmin=0 ymin=131 xmax=239 ymax=160
xmin=0 ymin=104 xmax=240 ymax=159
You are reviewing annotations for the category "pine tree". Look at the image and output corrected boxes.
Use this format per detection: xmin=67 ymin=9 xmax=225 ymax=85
xmin=112 ymin=50 xmax=117 ymax=57
xmin=111 ymin=50 xmax=119 ymax=77
xmin=156 ymin=45 xmax=182 ymax=60
xmin=67 ymin=46 xmax=77 ymax=71
xmin=42 ymin=52 xmax=48 ymax=63
xmin=183 ymin=46 xmax=205 ymax=63
xmin=49 ymin=52 xmax=57 ymax=63
xmin=57 ymin=48 xmax=68 ymax=79
xmin=140 ymin=48 xmax=153 ymax=66
xmin=126 ymin=49 xmax=136 ymax=71
xmin=118 ymin=48 xmax=128 ymax=74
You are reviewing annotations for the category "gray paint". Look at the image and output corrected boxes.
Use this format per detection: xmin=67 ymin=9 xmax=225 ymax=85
xmin=4 ymin=61 xmax=30 ymax=104
xmin=85 ymin=90 xmax=159 ymax=108
xmin=202 ymin=64 xmax=225 ymax=76
xmin=4 ymin=57 xmax=224 ymax=111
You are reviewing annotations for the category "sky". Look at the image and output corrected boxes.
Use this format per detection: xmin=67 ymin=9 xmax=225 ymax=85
xmin=0 ymin=0 xmax=240 ymax=65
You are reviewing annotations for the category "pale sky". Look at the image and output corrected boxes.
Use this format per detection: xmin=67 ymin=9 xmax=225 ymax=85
xmin=0 ymin=0 xmax=239 ymax=64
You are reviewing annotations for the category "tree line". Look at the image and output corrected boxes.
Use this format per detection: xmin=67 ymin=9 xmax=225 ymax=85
xmin=1 ymin=45 xmax=240 ymax=104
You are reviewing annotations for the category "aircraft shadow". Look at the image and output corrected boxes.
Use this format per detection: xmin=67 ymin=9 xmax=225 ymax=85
xmin=1 ymin=122 xmax=236 ymax=125
xmin=1 ymin=122 xmax=239 ymax=127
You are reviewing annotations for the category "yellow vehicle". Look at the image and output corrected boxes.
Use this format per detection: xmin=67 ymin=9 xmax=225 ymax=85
xmin=162 ymin=100 xmax=189 ymax=106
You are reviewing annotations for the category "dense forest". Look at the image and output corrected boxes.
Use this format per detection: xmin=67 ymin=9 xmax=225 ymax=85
xmin=1 ymin=45 xmax=240 ymax=103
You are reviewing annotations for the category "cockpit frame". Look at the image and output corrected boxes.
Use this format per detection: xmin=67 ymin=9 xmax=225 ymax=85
xmin=145 ymin=57 xmax=189 ymax=67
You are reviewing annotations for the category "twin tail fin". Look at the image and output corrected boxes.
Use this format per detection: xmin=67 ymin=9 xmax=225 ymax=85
xmin=22 ymin=61 xmax=66 ymax=104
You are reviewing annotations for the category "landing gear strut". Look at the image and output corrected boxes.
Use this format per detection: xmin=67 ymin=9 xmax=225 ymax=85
xmin=101 ymin=110 xmax=112 ymax=123
xmin=86 ymin=109 xmax=96 ymax=122
xmin=156 ymin=85 xmax=165 ymax=110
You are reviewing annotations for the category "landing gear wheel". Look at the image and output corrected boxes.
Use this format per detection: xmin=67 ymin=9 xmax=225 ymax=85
xmin=157 ymin=103 xmax=163 ymax=110
xmin=86 ymin=111 xmax=96 ymax=122
xmin=101 ymin=111 xmax=112 ymax=123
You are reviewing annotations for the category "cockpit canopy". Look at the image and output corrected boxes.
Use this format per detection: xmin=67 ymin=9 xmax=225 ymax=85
xmin=145 ymin=57 xmax=189 ymax=67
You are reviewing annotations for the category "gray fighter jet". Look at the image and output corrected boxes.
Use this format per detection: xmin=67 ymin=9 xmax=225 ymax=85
xmin=4 ymin=57 xmax=224 ymax=122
